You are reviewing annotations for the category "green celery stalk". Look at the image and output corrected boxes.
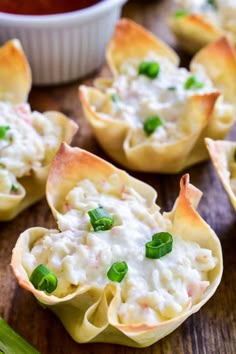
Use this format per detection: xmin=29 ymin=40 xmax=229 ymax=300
xmin=0 ymin=316 xmax=40 ymax=354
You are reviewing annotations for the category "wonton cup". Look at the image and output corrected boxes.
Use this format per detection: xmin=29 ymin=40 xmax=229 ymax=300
xmin=79 ymin=19 xmax=235 ymax=173
xmin=169 ymin=4 xmax=236 ymax=55
xmin=206 ymin=137 xmax=236 ymax=210
xmin=169 ymin=13 xmax=225 ymax=54
xmin=0 ymin=39 xmax=78 ymax=221
xmin=11 ymin=143 xmax=223 ymax=347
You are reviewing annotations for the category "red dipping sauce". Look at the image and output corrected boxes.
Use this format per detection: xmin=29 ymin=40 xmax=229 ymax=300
xmin=0 ymin=0 xmax=103 ymax=16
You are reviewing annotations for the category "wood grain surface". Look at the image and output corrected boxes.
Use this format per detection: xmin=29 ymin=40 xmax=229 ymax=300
xmin=1 ymin=1 xmax=236 ymax=353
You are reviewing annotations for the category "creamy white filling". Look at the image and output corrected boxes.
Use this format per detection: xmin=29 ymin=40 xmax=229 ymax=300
xmin=95 ymin=52 xmax=226 ymax=146
xmin=0 ymin=102 xmax=62 ymax=194
xmin=23 ymin=173 xmax=217 ymax=324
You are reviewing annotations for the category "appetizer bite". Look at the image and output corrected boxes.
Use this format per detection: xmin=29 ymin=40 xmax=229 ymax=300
xmin=206 ymin=137 xmax=236 ymax=210
xmin=79 ymin=19 xmax=235 ymax=173
xmin=11 ymin=143 xmax=222 ymax=347
xmin=0 ymin=39 xmax=78 ymax=221
xmin=169 ymin=0 xmax=236 ymax=54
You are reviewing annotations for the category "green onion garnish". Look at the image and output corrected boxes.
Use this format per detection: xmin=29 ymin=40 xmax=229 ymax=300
xmin=167 ymin=86 xmax=176 ymax=91
xmin=111 ymin=93 xmax=119 ymax=102
xmin=88 ymin=206 xmax=114 ymax=232
xmin=207 ymin=0 xmax=217 ymax=9
xmin=0 ymin=126 xmax=10 ymax=140
xmin=0 ymin=316 xmax=39 ymax=354
xmin=11 ymin=184 xmax=19 ymax=193
xmin=29 ymin=264 xmax=58 ymax=294
xmin=145 ymin=232 xmax=173 ymax=259
xmin=174 ymin=10 xmax=188 ymax=18
xmin=138 ymin=61 xmax=160 ymax=79
xmin=184 ymin=76 xmax=204 ymax=90
xmin=143 ymin=115 xmax=163 ymax=136
xmin=107 ymin=261 xmax=128 ymax=282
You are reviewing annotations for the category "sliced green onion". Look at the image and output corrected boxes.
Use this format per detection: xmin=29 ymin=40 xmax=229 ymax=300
xmin=111 ymin=93 xmax=119 ymax=102
xmin=0 ymin=126 xmax=10 ymax=140
xmin=184 ymin=76 xmax=204 ymax=90
xmin=146 ymin=232 xmax=173 ymax=259
xmin=167 ymin=86 xmax=176 ymax=91
xmin=143 ymin=115 xmax=163 ymax=136
xmin=207 ymin=0 xmax=217 ymax=9
xmin=174 ymin=10 xmax=188 ymax=18
xmin=11 ymin=184 xmax=19 ymax=193
xmin=107 ymin=261 xmax=128 ymax=282
xmin=88 ymin=206 xmax=114 ymax=232
xmin=0 ymin=316 xmax=39 ymax=354
xmin=29 ymin=264 xmax=58 ymax=293
xmin=138 ymin=61 xmax=160 ymax=79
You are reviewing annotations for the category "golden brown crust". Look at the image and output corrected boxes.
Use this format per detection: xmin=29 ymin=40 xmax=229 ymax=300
xmin=107 ymin=18 xmax=179 ymax=75
xmin=11 ymin=145 xmax=223 ymax=347
xmin=169 ymin=13 xmax=224 ymax=54
xmin=205 ymin=138 xmax=236 ymax=210
xmin=187 ymin=14 xmax=221 ymax=34
xmin=191 ymin=36 xmax=236 ymax=104
xmin=0 ymin=39 xmax=32 ymax=103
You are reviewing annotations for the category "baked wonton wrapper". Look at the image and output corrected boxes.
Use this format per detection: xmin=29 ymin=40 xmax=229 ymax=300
xmin=0 ymin=40 xmax=78 ymax=221
xmin=0 ymin=39 xmax=31 ymax=103
xmin=79 ymin=19 xmax=235 ymax=173
xmin=205 ymin=137 xmax=236 ymax=210
xmin=169 ymin=4 xmax=236 ymax=54
xmin=11 ymin=143 xmax=223 ymax=347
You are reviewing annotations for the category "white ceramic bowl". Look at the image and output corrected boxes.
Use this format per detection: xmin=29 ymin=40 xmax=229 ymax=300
xmin=0 ymin=0 xmax=127 ymax=85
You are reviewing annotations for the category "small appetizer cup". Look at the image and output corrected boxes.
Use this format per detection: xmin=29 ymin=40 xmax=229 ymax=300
xmin=11 ymin=143 xmax=222 ymax=347
xmin=0 ymin=0 xmax=127 ymax=85
xmin=169 ymin=2 xmax=236 ymax=54
xmin=0 ymin=40 xmax=78 ymax=221
xmin=206 ymin=137 xmax=236 ymax=210
xmin=79 ymin=19 xmax=235 ymax=174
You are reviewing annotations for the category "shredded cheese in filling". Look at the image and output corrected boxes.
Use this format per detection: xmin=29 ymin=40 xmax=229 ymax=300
xmin=0 ymin=102 xmax=62 ymax=195
xmin=175 ymin=0 xmax=236 ymax=42
xmin=93 ymin=53 xmax=230 ymax=146
xmin=23 ymin=173 xmax=217 ymax=325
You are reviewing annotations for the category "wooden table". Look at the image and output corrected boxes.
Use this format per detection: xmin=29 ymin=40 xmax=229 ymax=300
xmin=1 ymin=1 xmax=236 ymax=353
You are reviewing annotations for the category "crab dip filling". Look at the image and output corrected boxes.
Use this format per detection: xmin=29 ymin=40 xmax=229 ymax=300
xmin=175 ymin=0 xmax=236 ymax=42
xmin=93 ymin=52 xmax=231 ymax=147
xmin=0 ymin=102 xmax=63 ymax=195
xmin=23 ymin=173 xmax=217 ymax=325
